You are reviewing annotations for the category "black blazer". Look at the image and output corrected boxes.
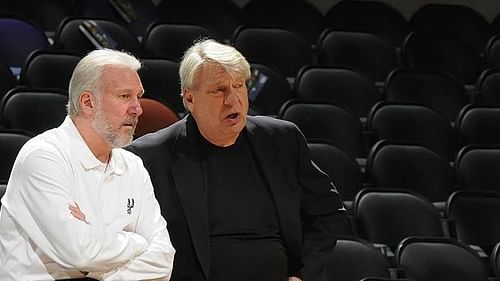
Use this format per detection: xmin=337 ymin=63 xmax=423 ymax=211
xmin=127 ymin=115 xmax=347 ymax=281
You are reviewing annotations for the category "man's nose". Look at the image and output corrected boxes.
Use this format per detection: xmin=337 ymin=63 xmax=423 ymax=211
xmin=224 ymin=88 xmax=239 ymax=105
xmin=130 ymin=97 xmax=143 ymax=116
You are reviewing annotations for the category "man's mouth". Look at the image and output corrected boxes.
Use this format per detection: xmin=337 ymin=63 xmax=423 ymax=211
xmin=226 ymin=113 xmax=239 ymax=120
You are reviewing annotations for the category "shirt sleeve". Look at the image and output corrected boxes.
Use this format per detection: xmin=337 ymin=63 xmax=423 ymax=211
xmin=4 ymin=148 xmax=149 ymax=273
xmin=292 ymin=125 xmax=349 ymax=281
xmin=96 ymin=167 xmax=175 ymax=281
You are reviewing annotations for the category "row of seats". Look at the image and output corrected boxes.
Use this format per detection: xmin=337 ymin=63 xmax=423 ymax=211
xmin=283 ymin=100 xmax=500 ymax=161
xmin=2 ymin=2 xmax=500 ymax=84
xmin=322 ymin=188 xmax=500 ymax=280
xmin=324 ymin=235 xmax=500 ymax=281
xmin=1 ymin=140 xmax=499 ymax=281
xmin=2 ymin=0 xmax=500 ymax=47
xmin=2 ymin=15 xmax=500 ymax=85
xmin=310 ymin=138 xmax=500 ymax=210
xmin=4 ymin=45 xmax=500 ymax=122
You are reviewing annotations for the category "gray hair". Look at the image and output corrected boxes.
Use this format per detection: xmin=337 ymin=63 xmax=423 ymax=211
xmin=67 ymin=49 xmax=142 ymax=117
xmin=179 ymin=39 xmax=251 ymax=107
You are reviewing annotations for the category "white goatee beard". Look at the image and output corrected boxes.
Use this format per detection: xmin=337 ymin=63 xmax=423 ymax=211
xmin=92 ymin=107 xmax=136 ymax=148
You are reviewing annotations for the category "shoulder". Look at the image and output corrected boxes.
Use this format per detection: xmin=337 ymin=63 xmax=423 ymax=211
xmin=130 ymin=118 xmax=186 ymax=150
xmin=248 ymin=115 xmax=302 ymax=140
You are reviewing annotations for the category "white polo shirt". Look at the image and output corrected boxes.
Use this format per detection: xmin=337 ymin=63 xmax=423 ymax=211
xmin=0 ymin=117 xmax=175 ymax=280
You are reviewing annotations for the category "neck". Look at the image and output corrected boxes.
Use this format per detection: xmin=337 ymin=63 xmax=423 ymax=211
xmin=198 ymin=129 xmax=238 ymax=147
xmin=72 ymin=117 xmax=112 ymax=163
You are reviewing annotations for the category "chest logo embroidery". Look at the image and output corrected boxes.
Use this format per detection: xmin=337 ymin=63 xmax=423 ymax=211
xmin=127 ymin=198 xmax=135 ymax=215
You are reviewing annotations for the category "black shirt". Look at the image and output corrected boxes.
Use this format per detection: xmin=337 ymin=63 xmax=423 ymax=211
xmin=198 ymin=130 xmax=287 ymax=281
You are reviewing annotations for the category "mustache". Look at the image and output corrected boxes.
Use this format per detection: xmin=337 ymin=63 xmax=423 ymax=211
xmin=125 ymin=117 xmax=138 ymax=127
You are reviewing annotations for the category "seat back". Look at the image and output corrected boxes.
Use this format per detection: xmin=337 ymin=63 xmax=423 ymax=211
xmin=455 ymin=145 xmax=500 ymax=192
xmin=55 ymin=17 xmax=141 ymax=55
xmin=75 ymin=0 xmax=160 ymax=38
xmin=401 ymin=31 xmax=482 ymax=85
xmin=135 ymin=98 xmax=179 ymax=138
xmin=295 ymin=66 xmax=383 ymax=120
xmin=139 ymin=58 xmax=183 ymax=115
xmin=476 ymin=68 xmax=500 ymax=103
xmin=240 ymin=0 xmax=325 ymax=45
xmin=142 ymin=23 xmax=215 ymax=62
xmin=396 ymin=236 xmax=489 ymax=281
xmin=366 ymin=140 xmax=455 ymax=205
xmin=322 ymin=236 xmax=392 ymax=281
xmin=232 ymin=26 xmax=314 ymax=78
xmin=20 ymin=49 xmax=80 ymax=90
xmin=446 ymin=190 xmax=500 ymax=254
xmin=384 ymin=68 xmax=469 ymax=122
xmin=325 ymin=0 xmax=409 ymax=47
xmin=248 ymin=63 xmax=293 ymax=116
xmin=410 ymin=3 xmax=492 ymax=54
xmin=456 ymin=104 xmax=500 ymax=146
xmin=0 ymin=130 xmax=31 ymax=184
xmin=317 ymin=30 xmax=398 ymax=84
xmin=366 ymin=101 xmax=456 ymax=161
xmin=0 ymin=88 xmax=68 ymax=135
xmin=354 ymin=188 xmax=444 ymax=250
xmin=279 ymin=100 xmax=367 ymax=160
xmin=158 ymin=0 xmax=240 ymax=41
xmin=0 ymin=17 xmax=50 ymax=70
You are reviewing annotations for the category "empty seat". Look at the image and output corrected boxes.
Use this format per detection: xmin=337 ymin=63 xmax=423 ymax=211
xmin=366 ymin=101 xmax=457 ymax=161
xmin=74 ymin=0 xmax=160 ymax=38
xmin=321 ymin=236 xmax=393 ymax=281
xmin=19 ymin=49 xmax=80 ymax=90
xmin=135 ymin=98 xmax=179 ymax=138
xmin=396 ymin=236 xmax=490 ymax=281
xmin=0 ymin=130 xmax=31 ymax=184
xmin=232 ymin=26 xmax=314 ymax=79
xmin=240 ymin=0 xmax=325 ymax=45
xmin=384 ymin=68 xmax=469 ymax=123
xmin=158 ymin=0 xmax=241 ymax=42
xmin=0 ymin=60 xmax=16 ymax=103
xmin=139 ymin=58 xmax=183 ymax=115
xmin=142 ymin=23 xmax=215 ymax=62
xmin=366 ymin=140 xmax=455 ymax=209
xmin=248 ymin=63 xmax=294 ymax=116
xmin=446 ymin=190 xmax=500 ymax=255
xmin=456 ymin=104 xmax=500 ymax=146
xmin=410 ymin=4 xmax=492 ymax=55
xmin=455 ymin=145 xmax=500 ymax=192
xmin=0 ymin=88 xmax=68 ymax=135
xmin=54 ymin=17 xmax=141 ymax=55
xmin=278 ymin=100 xmax=367 ymax=162
xmin=401 ymin=31 xmax=482 ymax=85
xmin=308 ymin=140 xmax=363 ymax=211
xmin=325 ymin=0 xmax=410 ymax=47
xmin=476 ymin=68 xmax=500 ymax=103
xmin=0 ymin=17 xmax=50 ymax=72
xmin=294 ymin=66 xmax=383 ymax=121
xmin=353 ymin=188 xmax=444 ymax=251
xmin=484 ymin=35 xmax=500 ymax=69
xmin=491 ymin=242 xmax=500 ymax=278
xmin=316 ymin=30 xmax=399 ymax=85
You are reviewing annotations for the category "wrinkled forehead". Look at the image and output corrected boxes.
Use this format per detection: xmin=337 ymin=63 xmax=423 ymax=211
xmin=194 ymin=62 xmax=246 ymax=87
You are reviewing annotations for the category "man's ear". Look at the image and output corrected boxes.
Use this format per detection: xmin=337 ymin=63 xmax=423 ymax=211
xmin=183 ymin=89 xmax=194 ymax=112
xmin=80 ymin=91 xmax=95 ymax=115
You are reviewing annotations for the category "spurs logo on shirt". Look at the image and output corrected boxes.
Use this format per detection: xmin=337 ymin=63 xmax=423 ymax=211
xmin=127 ymin=198 xmax=135 ymax=215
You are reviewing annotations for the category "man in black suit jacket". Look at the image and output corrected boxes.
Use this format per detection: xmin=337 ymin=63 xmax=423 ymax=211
xmin=128 ymin=39 xmax=347 ymax=281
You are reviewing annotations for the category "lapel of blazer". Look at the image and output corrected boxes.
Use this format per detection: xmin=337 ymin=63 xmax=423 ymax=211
xmin=171 ymin=116 xmax=210 ymax=280
xmin=245 ymin=118 xmax=298 ymax=237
